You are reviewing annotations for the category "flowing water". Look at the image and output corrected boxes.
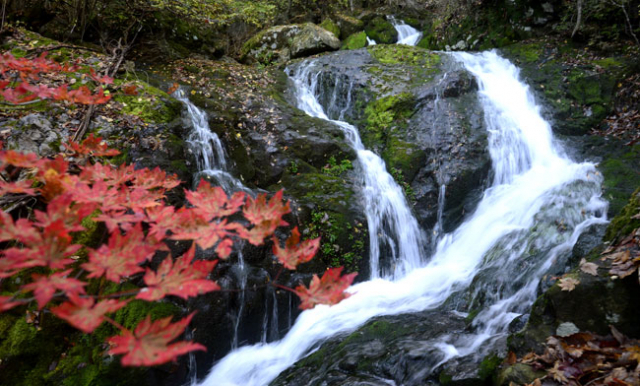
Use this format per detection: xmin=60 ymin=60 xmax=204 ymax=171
xmin=174 ymin=89 xmax=244 ymax=191
xmin=198 ymin=51 xmax=607 ymax=386
xmin=287 ymin=63 xmax=426 ymax=279
xmin=391 ymin=17 xmax=422 ymax=46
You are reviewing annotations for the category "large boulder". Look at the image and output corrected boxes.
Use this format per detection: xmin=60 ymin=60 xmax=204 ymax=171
xmin=290 ymin=23 xmax=341 ymax=58
xmin=241 ymin=23 xmax=340 ymax=65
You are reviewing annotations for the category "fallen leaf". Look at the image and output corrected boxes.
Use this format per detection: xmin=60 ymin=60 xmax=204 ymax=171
xmin=558 ymin=277 xmax=580 ymax=291
xmin=580 ymin=258 xmax=599 ymax=276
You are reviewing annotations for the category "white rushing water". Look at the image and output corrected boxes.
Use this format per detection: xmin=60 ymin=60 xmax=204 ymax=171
xmin=288 ymin=63 xmax=426 ymax=279
xmin=391 ymin=17 xmax=422 ymax=46
xmin=174 ymin=89 xmax=244 ymax=191
xmin=199 ymin=51 xmax=607 ymax=386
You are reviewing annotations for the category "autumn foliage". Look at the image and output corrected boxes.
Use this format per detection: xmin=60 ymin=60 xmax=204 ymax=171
xmin=0 ymin=52 xmax=112 ymax=105
xmin=0 ymin=134 xmax=357 ymax=367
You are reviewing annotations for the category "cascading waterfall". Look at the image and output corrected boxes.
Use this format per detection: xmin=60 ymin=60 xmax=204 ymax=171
xmin=288 ymin=62 xmax=426 ymax=279
xmin=391 ymin=17 xmax=422 ymax=46
xmin=199 ymin=51 xmax=607 ymax=386
xmin=174 ymin=89 xmax=244 ymax=191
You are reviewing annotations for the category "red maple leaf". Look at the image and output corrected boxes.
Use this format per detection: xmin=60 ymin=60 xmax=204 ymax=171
xmin=33 ymin=193 xmax=96 ymax=231
xmin=136 ymin=245 xmax=219 ymax=301
xmin=237 ymin=191 xmax=291 ymax=246
xmin=273 ymin=227 xmax=320 ymax=270
xmin=0 ymin=179 xmax=36 ymax=195
xmin=295 ymin=267 xmax=357 ymax=310
xmin=51 ymin=294 xmax=127 ymax=333
xmin=131 ymin=167 xmax=180 ymax=191
xmin=2 ymin=221 xmax=81 ymax=271
xmin=243 ymin=190 xmax=290 ymax=226
xmin=169 ymin=208 xmax=235 ymax=250
xmin=107 ymin=312 xmax=205 ymax=366
xmin=21 ymin=269 xmax=87 ymax=309
xmin=0 ymin=149 xmax=39 ymax=168
xmin=82 ymin=224 xmax=164 ymax=282
xmin=66 ymin=134 xmax=120 ymax=157
xmin=185 ymin=180 xmax=245 ymax=220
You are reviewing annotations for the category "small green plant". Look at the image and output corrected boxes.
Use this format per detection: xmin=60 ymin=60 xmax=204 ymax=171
xmin=323 ymin=156 xmax=352 ymax=177
xmin=289 ymin=160 xmax=299 ymax=174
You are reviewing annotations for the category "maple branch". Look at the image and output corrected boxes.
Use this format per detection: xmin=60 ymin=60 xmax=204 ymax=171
xmin=271 ymin=283 xmax=297 ymax=294
xmin=103 ymin=315 xmax=127 ymax=332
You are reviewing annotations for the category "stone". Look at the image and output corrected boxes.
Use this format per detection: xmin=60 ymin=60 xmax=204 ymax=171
xmin=290 ymin=23 xmax=341 ymax=59
xmin=242 ymin=23 xmax=340 ymax=64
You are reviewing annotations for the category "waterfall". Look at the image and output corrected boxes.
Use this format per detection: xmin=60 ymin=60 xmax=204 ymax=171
xmin=366 ymin=36 xmax=377 ymax=46
xmin=174 ymin=89 xmax=244 ymax=191
xmin=198 ymin=51 xmax=606 ymax=386
xmin=391 ymin=17 xmax=422 ymax=46
xmin=287 ymin=62 xmax=426 ymax=279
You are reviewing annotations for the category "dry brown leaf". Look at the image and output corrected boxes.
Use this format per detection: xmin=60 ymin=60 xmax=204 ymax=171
xmin=580 ymin=258 xmax=599 ymax=276
xmin=607 ymin=250 xmax=631 ymax=263
xmin=549 ymin=361 xmax=569 ymax=383
xmin=559 ymin=277 xmax=580 ymax=291
xmin=505 ymin=351 xmax=517 ymax=365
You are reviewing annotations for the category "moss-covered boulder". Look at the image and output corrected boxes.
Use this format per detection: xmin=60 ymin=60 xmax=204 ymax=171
xmin=241 ymin=23 xmax=340 ymax=65
xmin=290 ymin=23 xmax=341 ymax=59
xmin=364 ymin=16 xmax=398 ymax=44
xmin=319 ymin=18 xmax=340 ymax=38
xmin=289 ymin=45 xmax=491 ymax=236
xmin=341 ymin=31 xmax=368 ymax=50
xmin=334 ymin=13 xmax=364 ymax=40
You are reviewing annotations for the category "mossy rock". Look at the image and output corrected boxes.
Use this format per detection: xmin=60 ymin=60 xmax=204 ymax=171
xmin=334 ymin=13 xmax=364 ymax=40
xmin=341 ymin=31 xmax=367 ymax=50
xmin=496 ymin=363 xmax=545 ymax=386
xmin=364 ymin=17 xmax=398 ymax=44
xmin=319 ymin=19 xmax=340 ymax=39
xmin=598 ymin=144 xmax=640 ymax=218
xmin=112 ymin=80 xmax=181 ymax=124
xmin=604 ymin=187 xmax=640 ymax=243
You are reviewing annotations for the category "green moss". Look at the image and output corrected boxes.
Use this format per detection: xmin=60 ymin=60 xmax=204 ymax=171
xmin=112 ymin=80 xmax=180 ymax=124
xmin=363 ymin=92 xmax=415 ymax=148
xmin=599 ymin=145 xmax=640 ymax=216
xmin=478 ymin=354 xmax=502 ymax=380
xmin=320 ymin=19 xmax=340 ymax=38
xmin=322 ymin=156 xmax=353 ymax=177
xmin=341 ymin=31 xmax=367 ymax=50
xmin=439 ymin=370 xmax=453 ymax=385
xmin=604 ymin=188 xmax=640 ymax=243
xmin=364 ymin=17 xmax=398 ymax=44
xmin=10 ymin=48 xmax=27 ymax=58
xmin=114 ymin=299 xmax=181 ymax=330
xmin=368 ymin=44 xmax=440 ymax=67
xmin=305 ymin=209 xmax=364 ymax=272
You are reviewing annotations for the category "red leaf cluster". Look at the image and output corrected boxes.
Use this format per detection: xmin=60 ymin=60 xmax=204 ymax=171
xmin=0 ymin=52 xmax=112 ymax=105
xmin=0 ymin=139 xmax=356 ymax=366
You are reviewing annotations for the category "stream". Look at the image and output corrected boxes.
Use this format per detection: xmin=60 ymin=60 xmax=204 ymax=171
xmin=195 ymin=48 xmax=607 ymax=386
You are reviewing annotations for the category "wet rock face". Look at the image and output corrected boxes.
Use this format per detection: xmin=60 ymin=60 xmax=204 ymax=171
xmin=287 ymin=46 xmax=491 ymax=236
xmin=271 ymin=311 xmax=470 ymax=386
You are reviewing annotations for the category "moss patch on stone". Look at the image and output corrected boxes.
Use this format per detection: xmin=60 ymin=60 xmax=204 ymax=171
xmin=604 ymin=187 xmax=640 ymax=243
xmin=320 ymin=19 xmax=340 ymax=38
xmin=341 ymin=31 xmax=367 ymax=50
xmin=112 ymin=79 xmax=181 ymax=124
xmin=364 ymin=17 xmax=397 ymax=44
